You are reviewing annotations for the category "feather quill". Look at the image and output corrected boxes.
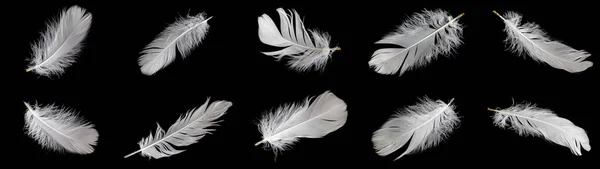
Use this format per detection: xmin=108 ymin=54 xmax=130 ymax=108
xmin=124 ymin=99 xmax=231 ymax=159
xmin=138 ymin=13 xmax=212 ymax=75
xmin=493 ymin=10 xmax=592 ymax=73
xmin=258 ymin=8 xmax=340 ymax=72
xmin=26 ymin=6 xmax=92 ymax=77
xmin=369 ymin=9 xmax=463 ymax=76
xmin=372 ymin=97 xmax=458 ymax=160
xmin=488 ymin=103 xmax=590 ymax=156
xmin=23 ymin=102 xmax=98 ymax=154
xmin=255 ymin=91 xmax=347 ymax=155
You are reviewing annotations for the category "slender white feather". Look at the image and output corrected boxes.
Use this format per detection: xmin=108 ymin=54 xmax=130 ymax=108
xmin=26 ymin=6 xmax=92 ymax=77
xmin=23 ymin=102 xmax=98 ymax=154
xmin=494 ymin=11 xmax=592 ymax=73
xmin=369 ymin=9 xmax=463 ymax=76
xmin=372 ymin=97 xmax=458 ymax=160
xmin=258 ymin=8 xmax=340 ymax=72
xmin=256 ymin=91 xmax=347 ymax=155
xmin=124 ymin=99 xmax=231 ymax=159
xmin=138 ymin=13 xmax=211 ymax=75
xmin=488 ymin=103 xmax=591 ymax=156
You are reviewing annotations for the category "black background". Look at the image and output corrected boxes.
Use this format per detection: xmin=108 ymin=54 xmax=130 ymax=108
xmin=10 ymin=1 xmax=595 ymax=167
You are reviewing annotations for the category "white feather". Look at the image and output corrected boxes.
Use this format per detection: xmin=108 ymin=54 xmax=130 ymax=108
xmin=258 ymin=8 xmax=340 ymax=72
xmin=494 ymin=11 xmax=592 ymax=73
xmin=26 ymin=6 xmax=92 ymax=77
xmin=256 ymin=91 xmax=347 ymax=155
xmin=369 ymin=9 xmax=463 ymax=76
xmin=372 ymin=97 xmax=458 ymax=160
xmin=138 ymin=13 xmax=211 ymax=75
xmin=124 ymin=99 xmax=231 ymax=159
xmin=23 ymin=102 xmax=98 ymax=154
xmin=489 ymin=103 xmax=591 ymax=156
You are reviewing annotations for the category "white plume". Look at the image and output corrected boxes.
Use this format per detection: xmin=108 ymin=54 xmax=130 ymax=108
xmin=124 ymin=99 xmax=231 ymax=159
xmin=138 ymin=13 xmax=211 ymax=75
xmin=369 ymin=9 xmax=463 ymax=76
xmin=489 ymin=103 xmax=591 ymax=156
xmin=372 ymin=97 xmax=459 ymax=160
xmin=26 ymin=6 xmax=92 ymax=77
xmin=258 ymin=8 xmax=340 ymax=72
xmin=494 ymin=11 xmax=592 ymax=73
xmin=23 ymin=101 xmax=98 ymax=154
xmin=256 ymin=91 xmax=347 ymax=156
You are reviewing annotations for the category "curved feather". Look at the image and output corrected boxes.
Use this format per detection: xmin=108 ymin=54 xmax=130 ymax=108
xmin=369 ymin=9 xmax=463 ymax=76
xmin=258 ymin=8 xmax=340 ymax=72
xmin=489 ymin=103 xmax=590 ymax=156
xmin=124 ymin=99 xmax=231 ymax=159
xmin=23 ymin=102 xmax=98 ymax=154
xmin=494 ymin=11 xmax=592 ymax=73
xmin=27 ymin=6 xmax=92 ymax=77
xmin=256 ymin=91 xmax=347 ymax=155
xmin=138 ymin=13 xmax=211 ymax=75
xmin=372 ymin=97 xmax=458 ymax=160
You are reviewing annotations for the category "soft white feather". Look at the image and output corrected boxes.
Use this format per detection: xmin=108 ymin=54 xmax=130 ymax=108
xmin=489 ymin=103 xmax=591 ymax=156
xmin=26 ymin=6 xmax=92 ymax=77
xmin=23 ymin=102 xmax=98 ymax=154
xmin=372 ymin=97 xmax=458 ymax=160
xmin=138 ymin=13 xmax=211 ymax=75
xmin=258 ymin=8 xmax=340 ymax=72
xmin=494 ymin=11 xmax=592 ymax=73
xmin=256 ymin=91 xmax=347 ymax=155
xmin=124 ymin=99 xmax=231 ymax=159
xmin=369 ymin=9 xmax=463 ymax=76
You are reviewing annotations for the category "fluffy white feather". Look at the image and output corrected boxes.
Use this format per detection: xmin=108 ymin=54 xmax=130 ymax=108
xmin=256 ymin=91 xmax=347 ymax=155
xmin=26 ymin=6 xmax=92 ymax=77
xmin=488 ymin=103 xmax=591 ymax=156
xmin=124 ymin=99 xmax=231 ymax=159
xmin=369 ymin=9 xmax=463 ymax=76
xmin=23 ymin=102 xmax=98 ymax=154
xmin=372 ymin=97 xmax=458 ymax=160
xmin=258 ymin=8 xmax=340 ymax=72
xmin=138 ymin=13 xmax=211 ymax=75
xmin=494 ymin=11 xmax=592 ymax=73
